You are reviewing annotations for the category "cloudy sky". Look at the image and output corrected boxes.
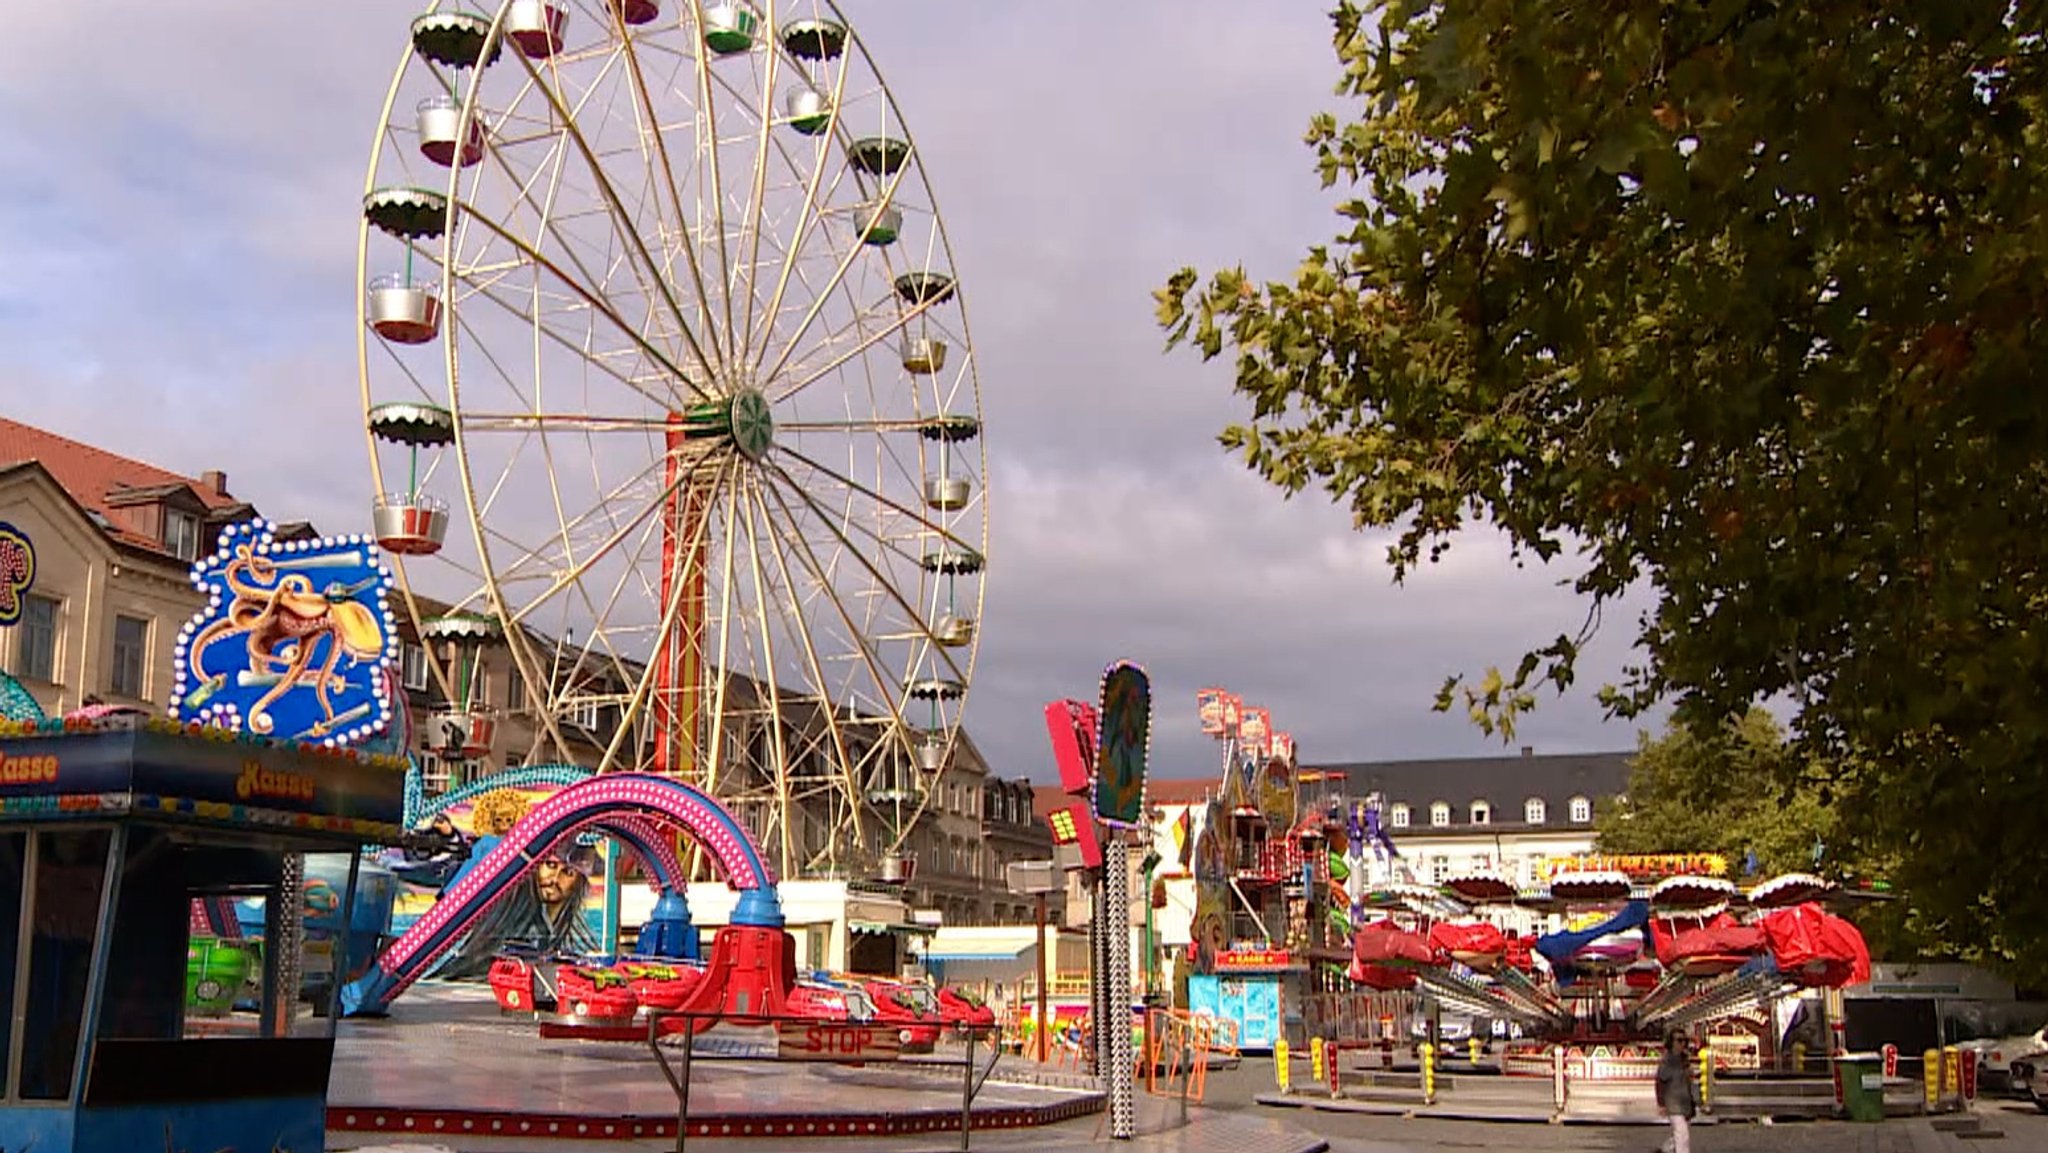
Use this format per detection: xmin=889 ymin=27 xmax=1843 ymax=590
xmin=0 ymin=1 xmax=1656 ymax=783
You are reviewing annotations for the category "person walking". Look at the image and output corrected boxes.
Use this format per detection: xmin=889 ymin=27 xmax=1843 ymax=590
xmin=1655 ymin=1032 xmax=1698 ymax=1153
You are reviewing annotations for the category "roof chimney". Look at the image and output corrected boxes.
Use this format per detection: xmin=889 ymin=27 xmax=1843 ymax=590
xmin=1520 ymin=746 xmax=1534 ymax=758
xmin=200 ymin=469 xmax=229 ymax=496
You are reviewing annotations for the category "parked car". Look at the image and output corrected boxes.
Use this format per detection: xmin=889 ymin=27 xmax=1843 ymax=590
xmin=2002 ymin=1029 xmax=2048 ymax=1111
xmin=1956 ymin=1031 xmax=2045 ymax=1094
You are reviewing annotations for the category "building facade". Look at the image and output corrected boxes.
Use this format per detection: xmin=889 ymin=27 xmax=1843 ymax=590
xmin=0 ymin=419 xmax=283 ymax=716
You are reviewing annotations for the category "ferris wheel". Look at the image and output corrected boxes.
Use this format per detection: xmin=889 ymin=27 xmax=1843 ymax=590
xmin=354 ymin=0 xmax=986 ymax=880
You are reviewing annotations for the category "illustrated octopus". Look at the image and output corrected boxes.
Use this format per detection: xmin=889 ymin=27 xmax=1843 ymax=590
xmin=186 ymin=547 xmax=383 ymax=735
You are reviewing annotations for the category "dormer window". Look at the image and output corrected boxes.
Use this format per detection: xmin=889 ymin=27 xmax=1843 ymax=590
xmin=1525 ymin=798 xmax=1546 ymax=824
xmin=1470 ymin=800 xmax=1491 ymax=825
xmin=1390 ymin=803 xmax=1410 ymax=828
xmin=164 ymin=509 xmax=201 ymax=561
xmin=1570 ymin=795 xmax=1593 ymax=823
xmin=1430 ymin=801 xmax=1450 ymax=827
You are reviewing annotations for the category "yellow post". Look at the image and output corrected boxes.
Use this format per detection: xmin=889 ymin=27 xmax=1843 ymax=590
xmin=1698 ymin=1046 xmax=1714 ymax=1115
xmin=1793 ymin=1041 xmax=1807 ymax=1073
xmin=1421 ymin=1041 xmax=1437 ymax=1105
xmin=1468 ymin=1036 xmax=1482 ymax=1065
xmin=1923 ymin=1048 xmax=1941 ymax=1110
xmin=1310 ymin=1036 xmax=1325 ymax=1087
xmin=1275 ymin=1035 xmax=1291 ymax=1093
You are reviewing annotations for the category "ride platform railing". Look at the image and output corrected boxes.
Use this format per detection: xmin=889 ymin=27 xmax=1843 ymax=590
xmin=643 ymin=1011 xmax=1002 ymax=1153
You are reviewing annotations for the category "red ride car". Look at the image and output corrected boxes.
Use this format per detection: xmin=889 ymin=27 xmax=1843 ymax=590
xmin=552 ymin=964 xmax=639 ymax=1020
xmin=615 ymin=960 xmax=706 ymax=1011
xmin=860 ymin=979 xmax=942 ymax=1052
xmin=488 ymin=954 xmax=559 ymax=1014
xmin=936 ymin=986 xmax=995 ymax=1030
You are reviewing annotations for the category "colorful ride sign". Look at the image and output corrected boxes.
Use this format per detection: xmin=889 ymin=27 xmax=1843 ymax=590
xmin=1093 ymin=660 xmax=1150 ymax=827
xmin=0 ymin=520 xmax=33 ymax=627
xmin=170 ymin=520 xmax=399 ymax=748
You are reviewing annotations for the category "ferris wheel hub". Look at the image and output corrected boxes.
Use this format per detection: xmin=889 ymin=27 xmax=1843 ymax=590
xmin=729 ymin=389 xmax=775 ymax=461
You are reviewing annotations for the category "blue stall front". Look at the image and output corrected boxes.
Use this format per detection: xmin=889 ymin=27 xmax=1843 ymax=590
xmin=0 ymin=715 xmax=404 ymax=1153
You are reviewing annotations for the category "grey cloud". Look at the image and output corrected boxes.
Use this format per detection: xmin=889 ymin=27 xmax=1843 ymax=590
xmin=1 ymin=1 xmax=1655 ymax=789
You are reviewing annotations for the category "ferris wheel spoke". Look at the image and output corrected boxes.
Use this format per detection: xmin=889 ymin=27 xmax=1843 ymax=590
xmin=494 ymin=448 xmax=710 ymax=627
xmin=777 ymin=417 xmax=943 ymax=434
xmin=684 ymin=0 xmax=742 ymax=362
xmin=500 ymin=50 xmax=720 ymax=390
xmin=701 ymin=464 xmax=747 ymax=791
xmin=757 ymin=459 xmax=968 ymax=686
xmin=596 ymin=457 xmax=734 ymax=774
xmin=457 ymin=412 xmax=674 ymax=433
xmin=455 ymin=60 xmax=701 ymax=384
xmin=751 ymin=138 xmax=921 ymax=386
xmin=739 ymin=35 xmax=858 ymax=365
xmin=749 ymin=477 xmax=910 ymax=725
xmin=773 ymin=442 xmax=973 ymax=553
xmin=757 ymin=487 xmax=876 ymax=839
xmin=768 ymin=292 xmax=930 ymax=407
xmin=613 ymin=13 xmax=728 ymax=369
xmin=732 ymin=7 xmax=783 ymax=362
xmin=454 ymin=203 xmax=706 ymax=404
xmin=738 ymin=476 xmax=835 ymax=871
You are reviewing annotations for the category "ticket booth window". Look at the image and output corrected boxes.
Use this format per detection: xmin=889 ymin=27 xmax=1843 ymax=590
xmin=20 ymin=828 xmax=112 ymax=1101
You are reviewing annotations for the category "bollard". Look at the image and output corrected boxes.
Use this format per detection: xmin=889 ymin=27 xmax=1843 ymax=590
xmin=1468 ymin=1036 xmax=1482 ymax=1066
xmin=1327 ymin=1040 xmax=1342 ymax=1098
xmin=1792 ymin=1041 xmax=1808 ymax=1073
xmin=1698 ymin=1046 xmax=1714 ymax=1115
xmin=1310 ymin=1036 xmax=1325 ymax=1088
xmin=1275 ymin=1035 xmax=1291 ymax=1094
xmin=1883 ymin=1043 xmax=1898 ymax=1079
xmin=1552 ymin=1043 xmax=1568 ymax=1116
xmin=1923 ymin=1048 xmax=1940 ymax=1110
xmin=1421 ymin=1042 xmax=1437 ymax=1106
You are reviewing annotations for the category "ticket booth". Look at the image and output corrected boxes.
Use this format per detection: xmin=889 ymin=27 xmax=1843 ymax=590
xmin=0 ymin=715 xmax=405 ymax=1153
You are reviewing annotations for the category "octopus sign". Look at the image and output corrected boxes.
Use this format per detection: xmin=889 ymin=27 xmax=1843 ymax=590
xmin=169 ymin=519 xmax=399 ymax=747
xmin=0 ymin=521 xmax=33 ymax=627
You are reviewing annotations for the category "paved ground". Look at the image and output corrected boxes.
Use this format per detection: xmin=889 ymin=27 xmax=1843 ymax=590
xmin=333 ymin=1007 xmax=2048 ymax=1153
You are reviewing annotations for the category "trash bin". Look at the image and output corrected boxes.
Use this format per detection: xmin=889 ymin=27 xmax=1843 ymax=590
xmin=1838 ymin=1052 xmax=1886 ymax=1123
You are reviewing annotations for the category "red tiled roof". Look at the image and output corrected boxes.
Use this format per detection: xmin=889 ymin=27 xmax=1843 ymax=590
xmin=0 ymin=416 xmax=243 ymax=555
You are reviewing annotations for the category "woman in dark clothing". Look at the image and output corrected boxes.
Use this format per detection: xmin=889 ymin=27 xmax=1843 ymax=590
xmin=1655 ymin=1032 xmax=1697 ymax=1153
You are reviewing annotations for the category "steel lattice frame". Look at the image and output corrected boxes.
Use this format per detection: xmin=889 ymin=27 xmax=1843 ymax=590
xmin=356 ymin=0 xmax=986 ymax=880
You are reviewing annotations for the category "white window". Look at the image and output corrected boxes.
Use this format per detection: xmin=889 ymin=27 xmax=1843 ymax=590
xmin=1569 ymin=795 xmax=1592 ymax=823
xmin=12 ymin=594 xmax=59 ymax=683
xmin=568 ymin=699 xmax=600 ymax=729
xmin=1431 ymin=856 xmax=1449 ymax=882
xmin=110 ymin=615 xmax=149 ymax=698
xmin=1470 ymin=800 xmax=1491 ymax=825
xmin=1429 ymin=802 xmax=1450 ymax=828
xmin=419 ymin=753 xmax=452 ymax=796
xmin=1390 ymin=803 xmax=1410 ymax=828
xmin=401 ymin=643 xmax=429 ymax=691
xmin=1525 ymin=797 xmax=1546 ymax=825
xmin=164 ymin=509 xmax=202 ymax=561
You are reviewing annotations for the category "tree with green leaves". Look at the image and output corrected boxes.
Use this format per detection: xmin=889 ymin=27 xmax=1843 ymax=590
xmin=1596 ymin=710 xmax=1831 ymax=877
xmin=1158 ymin=2 xmax=2048 ymax=983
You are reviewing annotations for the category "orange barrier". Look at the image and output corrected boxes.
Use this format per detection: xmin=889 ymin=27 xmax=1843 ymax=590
xmin=1141 ymin=1009 xmax=1240 ymax=1103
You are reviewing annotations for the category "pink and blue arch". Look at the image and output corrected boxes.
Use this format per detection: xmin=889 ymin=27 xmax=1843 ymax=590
xmin=342 ymin=774 xmax=778 ymax=1016
xmin=404 ymin=762 xmax=687 ymax=895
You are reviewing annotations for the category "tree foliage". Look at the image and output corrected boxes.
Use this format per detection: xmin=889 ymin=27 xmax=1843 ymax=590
xmin=1595 ymin=710 xmax=1831 ymax=877
xmin=1158 ymin=2 xmax=2048 ymax=983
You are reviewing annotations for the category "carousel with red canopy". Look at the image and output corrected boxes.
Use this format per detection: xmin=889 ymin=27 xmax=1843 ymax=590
xmin=1348 ymin=853 xmax=1873 ymax=1081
